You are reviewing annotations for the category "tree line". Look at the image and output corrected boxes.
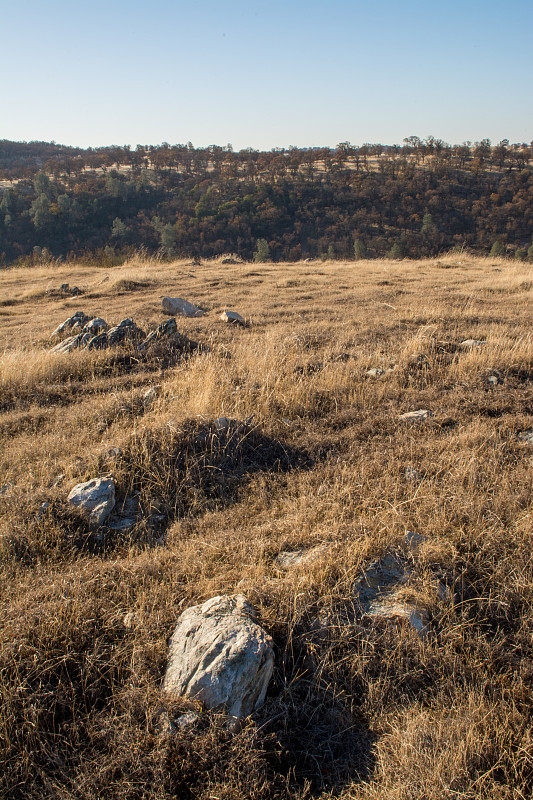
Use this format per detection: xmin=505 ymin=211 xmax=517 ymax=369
xmin=0 ymin=137 xmax=532 ymax=266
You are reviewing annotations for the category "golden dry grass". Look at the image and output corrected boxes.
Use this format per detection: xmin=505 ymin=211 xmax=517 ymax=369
xmin=1 ymin=253 xmax=533 ymax=799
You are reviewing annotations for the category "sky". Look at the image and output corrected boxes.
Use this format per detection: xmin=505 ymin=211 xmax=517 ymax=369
xmin=1 ymin=0 xmax=532 ymax=151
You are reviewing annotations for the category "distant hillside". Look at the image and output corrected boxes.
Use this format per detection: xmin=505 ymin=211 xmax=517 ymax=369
xmin=0 ymin=138 xmax=532 ymax=265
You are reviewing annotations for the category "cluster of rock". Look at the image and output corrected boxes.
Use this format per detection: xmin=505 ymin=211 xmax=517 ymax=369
xmin=47 ymin=282 xmax=83 ymax=297
xmin=51 ymin=312 xmax=187 ymax=355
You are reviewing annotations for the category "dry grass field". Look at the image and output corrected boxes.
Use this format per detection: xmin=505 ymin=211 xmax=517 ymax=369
xmin=2 ymin=253 xmax=533 ymax=799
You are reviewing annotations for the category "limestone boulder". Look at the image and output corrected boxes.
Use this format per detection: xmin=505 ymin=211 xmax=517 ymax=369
xmin=67 ymin=477 xmax=115 ymax=527
xmin=161 ymin=297 xmax=205 ymax=317
xmin=162 ymin=594 xmax=274 ymax=719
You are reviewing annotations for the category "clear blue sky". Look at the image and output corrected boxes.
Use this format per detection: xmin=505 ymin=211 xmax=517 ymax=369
xmin=1 ymin=0 xmax=531 ymax=150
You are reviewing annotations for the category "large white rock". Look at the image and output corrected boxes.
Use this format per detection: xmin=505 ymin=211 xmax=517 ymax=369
xmin=161 ymin=297 xmax=205 ymax=317
xmin=162 ymin=594 xmax=274 ymax=719
xmin=67 ymin=477 xmax=115 ymax=527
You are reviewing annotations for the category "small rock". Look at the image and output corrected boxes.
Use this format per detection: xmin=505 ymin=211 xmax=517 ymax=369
xmin=220 ymin=310 xmax=245 ymax=325
xmin=161 ymin=297 xmax=206 ymax=317
xmin=162 ymin=594 xmax=274 ymax=720
xmin=67 ymin=477 xmax=115 ymax=528
xmin=354 ymin=553 xmax=429 ymax=638
xmin=214 ymin=416 xmax=231 ymax=432
xmin=274 ymin=543 xmax=330 ymax=569
xmin=123 ymin=611 xmax=136 ymax=629
xmin=460 ymin=339 xmax=485 ymax=349
xmin=366 ymin=367 xmax=384 ymax=378
xmin=518 ymin=430 xmax=533 ymax=444
xmin=107 ymin=517 xmax=137 ymax=532
xmin=486 ymin=371 xmax=503 ymax=386
xmin=36 ymin=501 xmax=51 ymax=520
xmin=0 ymin=483 xmax=14 ymax=496
xmin=404 ymin=466 xmax=422 ymax=482
xmin=364 ymin=599 xmax=429 ymax=637
xmin=60 ymin=283 xmax=70 ymax=291
xmin=176 ymin=711 xmax=200 ymax=729
xmin=103 ymin=447 xmax=123 ymax=462
xmin=403 ymin=530 xmax=426 ymax=552
xmin=399 ymin=409 xmax=432 ymax=422
xmin=143 ymin=386 xmax=161 ymax=408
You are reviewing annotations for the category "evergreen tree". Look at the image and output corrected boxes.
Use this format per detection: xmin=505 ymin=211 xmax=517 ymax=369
xmin=387 ymin=242 xmax=403 ymax=259
xmin=254 ymin=238 xmax=270 ymax=263
xmin=490 ymin=241 xmax=505 ymax=257
xmin=353 ymin=239 xmax=366 ymax=260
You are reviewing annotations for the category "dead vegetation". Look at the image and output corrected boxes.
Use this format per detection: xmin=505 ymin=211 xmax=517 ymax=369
xmin=1 ymin=254 xmax=533 ymax=799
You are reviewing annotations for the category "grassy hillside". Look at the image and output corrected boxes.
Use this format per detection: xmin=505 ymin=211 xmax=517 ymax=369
xmin=1 ymin=254 xmax=533 ymax=799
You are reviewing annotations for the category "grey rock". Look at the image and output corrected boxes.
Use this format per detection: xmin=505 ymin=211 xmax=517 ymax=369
xmin=518 ymin=430 xmax=533 ymax=444
xmin=51 ymin=333 xmax=85 ymax=353
xmin=162 ymin=594 xmax=274 ymax=720
xmin=274 ymin=543 xmax=330 ymax=569
xmin=460 ymin=339 xmax=485 ymax=349
xmin=354 ymin=553 xmax=429 ymax=638
xmin=103 ymin=447 xmax=123 ymax=462
xmin=177 ymin=711 xmax=200 ymax=728
xmin=143 ymin=386 xmax=161 ymax=407
xmin=399 ymin=409 xmax=432 ymax=422
xmin=83 ymin=317 xmax=107 ymax=335
xmin=220 ymin=310 xmax=245 ymax=324
xmin=366 ymin=367 xmax=384 ymax=378
xmin=51 ymin=311 xmax=90 ymax=338
xmin=214 ymin=416 xmax=231 ymax=432
xmin=364 ymin=599 xmax=429 ymax=636
xmin=106 ymin=318 xmax=145 ymax=346
xmin=404 ymin=466 xmax=422 ymax=483
xmin=403 ymin=530 xmax=426 ymax=552
xmin=161 ymin=297 xmax=206 ymax=317
xmin=138 ymin=318 xmax=177 ymax=351
xmin=107 ymin=517 xmax=137 ymax=532
xmin=486 ymin=371 xmax=503 ymax=386
xmin=67 ymin=477 xmax=115 ymax=528
xmin=36 ymin=501 xmax=51 ymax=520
